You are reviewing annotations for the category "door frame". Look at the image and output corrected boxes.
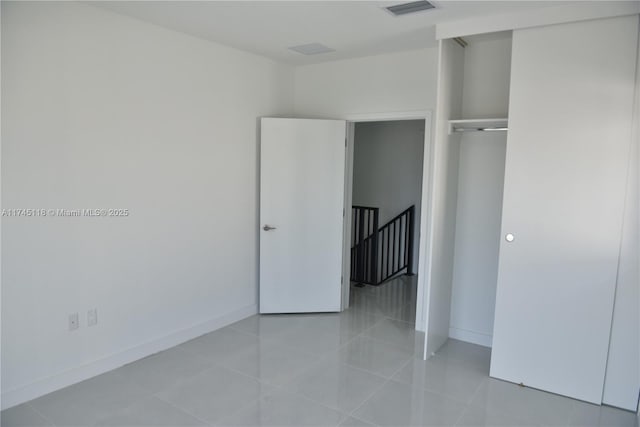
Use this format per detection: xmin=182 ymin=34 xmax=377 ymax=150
xmin=341 ymin=110 xmax=433 ymax=333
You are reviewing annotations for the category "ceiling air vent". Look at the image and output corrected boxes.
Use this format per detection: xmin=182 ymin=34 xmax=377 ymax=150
xmin=288 ymin=43 xmax=335 ymax=56
xmin=385 ymin=0 xmax=435 ymax=16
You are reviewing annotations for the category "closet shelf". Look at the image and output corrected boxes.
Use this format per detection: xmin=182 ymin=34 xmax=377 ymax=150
xmin=448 ymin=118 xmax=508 ymax=134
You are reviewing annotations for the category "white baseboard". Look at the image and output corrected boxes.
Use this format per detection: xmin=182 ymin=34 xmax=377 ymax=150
xmin=449 ymin=326 xmax=493 ymax=348
xmin=1 ymin=304 xmax=257 ymax=410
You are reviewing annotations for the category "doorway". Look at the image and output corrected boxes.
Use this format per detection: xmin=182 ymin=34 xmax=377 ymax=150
xmin=258 ymin=112 xmax=432 ymax=338
xmin=341 ymin=113 xmax=431 ymax=334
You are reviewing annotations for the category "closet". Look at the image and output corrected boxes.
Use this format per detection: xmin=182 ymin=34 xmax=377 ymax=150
xmin=423 ymin=14 xmax=639 ymax=408
xmin=422 ymin=32 xmax=512 ymax=356
xmin=448 ymin=33 xmax=511 ymax=349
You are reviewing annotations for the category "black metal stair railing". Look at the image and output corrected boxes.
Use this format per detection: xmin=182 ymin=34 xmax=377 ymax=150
xmin=350 ymin=205 xmax=415 ymax=286
xmin=350 ymin=206 xmax=379 ymax=285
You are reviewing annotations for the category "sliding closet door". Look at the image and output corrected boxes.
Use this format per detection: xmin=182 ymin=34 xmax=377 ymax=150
xmin=490 ymin=15 xmax=639 ymax=404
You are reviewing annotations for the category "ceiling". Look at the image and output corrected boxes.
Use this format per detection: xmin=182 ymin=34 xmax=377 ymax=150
xmin=94 ymin=1 xmax=572 ymax=65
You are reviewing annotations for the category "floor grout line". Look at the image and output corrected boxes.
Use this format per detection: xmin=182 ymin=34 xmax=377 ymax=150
xmin=345 ymin=356 xmax=413 ymax=426
xmin=449 ymin=366 xmax=490 ymax=427
xmin=25 ymin=402 xmax=56 ymax=427
xmin=147 ymin=395 xmax=216 ymax=426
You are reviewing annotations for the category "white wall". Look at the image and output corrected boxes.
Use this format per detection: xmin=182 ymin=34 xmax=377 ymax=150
xmin=448 ymin=35 xmax=511 ymax=347
xmin=460 ymin=35 xmax=512 ymax=119
xmin=0 ymin=2 xmax=3 ymax=413
xmin=602 ymin=21 xmax=640 ymax=411
xmin=294 ymin=48 xmax=438 ymax=118
xmin=449 ymin=134 xmax=506 ymax=347
xmin=352 ymin=120 xmax=425 ymax=273
xmin=435 ymin=2 xmax=640 ymax=40
xmin=1 ymin=1 xmax=293 ymax=408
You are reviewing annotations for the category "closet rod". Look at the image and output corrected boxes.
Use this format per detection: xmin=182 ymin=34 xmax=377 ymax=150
xmin=452 ymin=127 xmax=508 ymax=132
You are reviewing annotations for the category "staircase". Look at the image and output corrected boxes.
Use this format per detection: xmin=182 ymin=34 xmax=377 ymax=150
xmin=350 ymin=205 xmax=415 ymax=286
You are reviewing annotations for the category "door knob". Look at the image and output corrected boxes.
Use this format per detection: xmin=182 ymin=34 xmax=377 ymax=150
xmin=505 ymin=233 xmax=515 ymax=242
xmin=263 ymin=225 xmax=277 ymax=231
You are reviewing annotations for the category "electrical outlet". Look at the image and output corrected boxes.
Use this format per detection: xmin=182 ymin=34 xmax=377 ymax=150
xmin=87 ymin=308 xmax=98 ymax=327
xmin=69 ymin=313 xmax=79 ymax=331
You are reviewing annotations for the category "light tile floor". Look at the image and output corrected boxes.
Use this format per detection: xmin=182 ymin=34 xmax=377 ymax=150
xmin=2 ymin=276 xmax=637 ymax=427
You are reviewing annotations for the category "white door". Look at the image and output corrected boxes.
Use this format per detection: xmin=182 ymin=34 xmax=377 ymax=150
xmin=260 ymin=118 xmax=346 ymax=313
xmin=490 ymin=16 xmax=639 ymax=404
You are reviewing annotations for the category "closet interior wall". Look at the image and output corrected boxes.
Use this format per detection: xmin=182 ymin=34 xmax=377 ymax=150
xmin=448 ymin=33 xmax=512 ymax=348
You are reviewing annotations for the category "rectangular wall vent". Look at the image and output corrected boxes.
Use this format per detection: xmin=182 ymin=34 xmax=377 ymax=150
xmin=385 ymin=0 xmax=435 ymax=16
